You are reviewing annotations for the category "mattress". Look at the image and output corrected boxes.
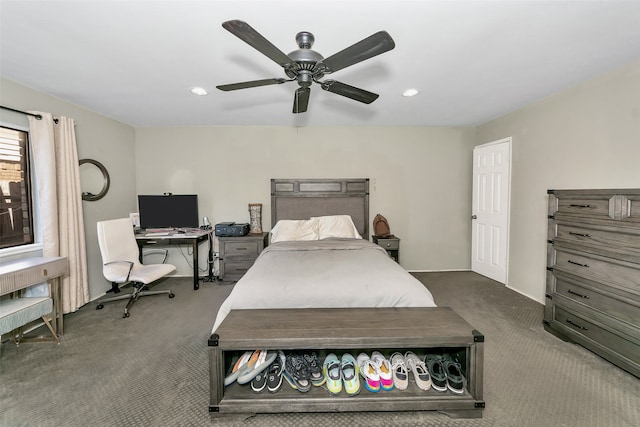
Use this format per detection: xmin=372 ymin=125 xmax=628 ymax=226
xmin=212 ymin=238 xmax=437 ymax=332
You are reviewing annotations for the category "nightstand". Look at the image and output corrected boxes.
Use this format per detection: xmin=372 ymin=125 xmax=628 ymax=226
xmin=372 ymin=235 xmax=400 ymax=263
xmin=218 ymin=233 xmax=268 ymax=282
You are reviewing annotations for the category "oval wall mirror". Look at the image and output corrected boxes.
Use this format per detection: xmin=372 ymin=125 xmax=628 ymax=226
xmin=79 ymin=159 xmax=110 ymax=201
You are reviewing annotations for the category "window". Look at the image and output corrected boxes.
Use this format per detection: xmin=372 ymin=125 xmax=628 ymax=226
xmin=0 ymin=126 xmax=34 ymax=249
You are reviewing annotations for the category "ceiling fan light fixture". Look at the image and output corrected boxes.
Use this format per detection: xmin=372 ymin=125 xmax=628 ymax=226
xmin=217 ymin=20 xmax=396 ymax=113
xmin=402 ymin=88 xmax=419 ymax=97
xmin=190 ymin=87 xmax=208 ymax=96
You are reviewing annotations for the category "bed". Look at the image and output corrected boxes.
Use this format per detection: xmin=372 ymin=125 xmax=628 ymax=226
xmin=208 ymin=178 xmax=484 ymax=418
xmin=211 ymin=178 xmax=437 ymax=333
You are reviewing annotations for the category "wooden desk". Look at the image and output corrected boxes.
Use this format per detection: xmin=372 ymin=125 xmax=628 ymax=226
xmin=0 ymin=256 xmax=69 ymax=336
xmin=135 ymin=229 xmax=214 ymax=290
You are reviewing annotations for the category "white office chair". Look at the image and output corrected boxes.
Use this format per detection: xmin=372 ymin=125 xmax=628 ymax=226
xmin=96 ymin=218 xmax=176 ymax=318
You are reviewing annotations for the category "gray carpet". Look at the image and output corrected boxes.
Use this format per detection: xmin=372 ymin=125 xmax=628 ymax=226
xmin=1 ymin=272 xmax=638 ymax=427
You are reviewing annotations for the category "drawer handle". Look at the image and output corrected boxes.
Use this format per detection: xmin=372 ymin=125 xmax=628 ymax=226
xmin=567 ymin=260 xmax=589 ymax=268
xmin=566 ymin=319 xmax=588 ymax=331
xmin=567 ymin=289 xmax=589 ymax=299
xmin=569 ymin=232 xmax=591 ymax=238
xmin=235 ymin=247 xmax=248 ymax=250
xmin=569 ymin=204 xmax=593 ymax=209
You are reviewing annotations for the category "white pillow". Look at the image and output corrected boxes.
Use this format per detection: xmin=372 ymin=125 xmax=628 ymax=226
xmin=270 ymin=219 xmax=319 ymax=243
xmin=311 ymin=215 xmax=362 ymax=239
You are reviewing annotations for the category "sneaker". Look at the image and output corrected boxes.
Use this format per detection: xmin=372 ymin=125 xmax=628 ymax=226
xmin=405 ymin=351 xmax=432 ymax=391
xmin=389 ymin=352 xmax=409 ymax=390
xmin=250 ymin=367 xmax=268 ymax=393
xmin=356 ymin=353 xmax=380 ymax=392
xmin=237 ymin=350 xmax=278 ymax=385
xmin=323 ymin=353 xmax=342 ymax=395
xmin=283 ymin=353 xmax=311 ymax=393
xmin=266 ymin=351 xmax=286 ymax=393
xmin=303 ymin=352 xmax=325 ymax=386
xmin=425 ymin=354 xmax=447 ymax=392
xmin=371 ymin=351 xmax=394 ymax=391
xmin=224 ymin=351 xmax=252 ymax=386
xmin=341 ymin=353 xmax=361 ymax=396
xmin=442 ymin=353 xmax=466 ymax=394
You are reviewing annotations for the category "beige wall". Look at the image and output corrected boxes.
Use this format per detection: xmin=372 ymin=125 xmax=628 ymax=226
xmin=0 ymin=77 xmax=137 ymax=302
xmin=7 ymin=57 xmax=636 ymax=306
xmin=134 ymin=126 xmax=476 ymax=276
xmin=475 ymin=60 xmax=640 ymax=303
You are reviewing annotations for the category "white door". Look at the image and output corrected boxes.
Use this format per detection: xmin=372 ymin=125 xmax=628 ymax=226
xmin=471 ymin=138 xmax=511 ymax=284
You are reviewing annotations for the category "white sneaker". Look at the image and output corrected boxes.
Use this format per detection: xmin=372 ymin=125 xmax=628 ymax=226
xmin=356 ymin=352 xmax=380 ymax=392
xmin=405 ymin=351 xmax=432 ymax=391
xmin=389 ymin=352 xmax=409 ymax=390
xmin=371 ymin=351 xmax=394 ymax=390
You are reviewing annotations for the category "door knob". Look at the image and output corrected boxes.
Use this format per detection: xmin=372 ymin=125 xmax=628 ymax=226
xmin=471 ymin=215 xmax=477 ymax=220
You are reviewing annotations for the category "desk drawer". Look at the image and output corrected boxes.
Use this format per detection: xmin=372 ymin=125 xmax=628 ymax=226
xmin=1 ymin=258 xmax=68 ymax=295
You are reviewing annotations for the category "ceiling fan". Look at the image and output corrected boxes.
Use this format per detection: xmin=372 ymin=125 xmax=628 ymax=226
xmin=216 ymin=20 xmax=396 ymax=114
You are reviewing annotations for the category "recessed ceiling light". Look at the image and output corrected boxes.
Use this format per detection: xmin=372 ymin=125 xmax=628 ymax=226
xmin=190 ymin=87 xmax=208 ymax=96
xmin=402 ymin=88 xmax=419 ymax=97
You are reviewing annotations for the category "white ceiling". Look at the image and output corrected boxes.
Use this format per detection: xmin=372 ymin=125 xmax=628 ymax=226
xmin=1 ymin=0 xmax=640 ymax=127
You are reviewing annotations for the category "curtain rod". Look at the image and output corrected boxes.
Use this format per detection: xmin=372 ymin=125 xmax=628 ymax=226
xmin=0 ymin=105 xmax=43 ymax=120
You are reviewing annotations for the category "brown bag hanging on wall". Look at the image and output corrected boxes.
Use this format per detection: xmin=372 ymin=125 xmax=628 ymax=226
xmin=373 ymin=213 xmax=391 ymax=237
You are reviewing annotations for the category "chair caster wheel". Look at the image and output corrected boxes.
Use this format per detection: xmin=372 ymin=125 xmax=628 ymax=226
xmin=123 ymin=312 xmax=130 ymax=318
xmin=96 ymin=304 xmax=104 ymax=310
xmin=169 ymin=293 xmax=175 ymax=298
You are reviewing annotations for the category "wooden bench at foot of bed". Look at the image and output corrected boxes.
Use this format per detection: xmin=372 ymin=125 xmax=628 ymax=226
xmin=208 ymin=307 xmax=485 ymax=419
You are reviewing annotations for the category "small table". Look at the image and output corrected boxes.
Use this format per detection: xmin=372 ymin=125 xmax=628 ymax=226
xmin=0 ymin=256 xmax=69 ymax=336
xmin=135 ymin=229 xmax=213 ymax=290
xmin=217 ymin=233 xmax=268 ymax=282
xmin=372 ymin=234 xmax=400 ymax=262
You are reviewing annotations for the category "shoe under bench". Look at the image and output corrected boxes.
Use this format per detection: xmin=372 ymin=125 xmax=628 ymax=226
xmin=208 ymin=307 xmax=485 ymax=419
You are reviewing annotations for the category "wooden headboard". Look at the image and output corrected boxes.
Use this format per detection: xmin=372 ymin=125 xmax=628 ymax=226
xmin=271 ymin=178 xmax=370 ymax=239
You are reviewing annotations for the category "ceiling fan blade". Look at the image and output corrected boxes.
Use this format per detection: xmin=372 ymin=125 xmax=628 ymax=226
xmin=293 ymin=87 xmax=310 ymax=113
xmin=216 ymin=78 xmax=289 ymax=91
xmin=222 ymin=20 xmax=294 ymax=67
xmin=315 ymin=31 xmax=395 ymax=74
xmin=320 ymin=80 xmax=379 ymax=104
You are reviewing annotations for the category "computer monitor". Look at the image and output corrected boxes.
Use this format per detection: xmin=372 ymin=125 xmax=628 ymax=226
xmin=138 ymin=194 xmax=199 ymax=229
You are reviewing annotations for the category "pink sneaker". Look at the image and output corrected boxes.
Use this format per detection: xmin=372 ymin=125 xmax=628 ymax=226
xmin=371 ymin=351 xmax=394 ymax=390
xmin=356 ymin=353 xmax=380 ymax=392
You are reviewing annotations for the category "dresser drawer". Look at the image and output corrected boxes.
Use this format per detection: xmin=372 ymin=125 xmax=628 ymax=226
xmin=555 ymin=223 xmax=640 ymax=252
xmin=220 ymin=261 xmax=253 ymax=278
xmin=552 ymin=248 xmax=640 ymax=292
xmin=552 ymin=306 xmax=640 ymax=364
xmin=223 ymin=241 xmax=260 ymax=258
xmin=553 ymin=275 xmax=639 ymax=326
xmin=555 ymin=196 xmax=611 ymax=219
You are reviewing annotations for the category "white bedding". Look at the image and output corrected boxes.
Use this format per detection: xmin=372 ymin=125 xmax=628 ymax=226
xmin=212 ymin=238 xmax=437 ymax=332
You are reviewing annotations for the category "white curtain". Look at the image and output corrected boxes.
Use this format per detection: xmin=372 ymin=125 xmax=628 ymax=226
xmin=28 ymin=112 xmax=89 ymax=313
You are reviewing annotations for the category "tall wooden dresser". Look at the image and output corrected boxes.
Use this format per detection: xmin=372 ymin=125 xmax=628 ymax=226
xmin=545 ymin=189 xmax=640 ymax=377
